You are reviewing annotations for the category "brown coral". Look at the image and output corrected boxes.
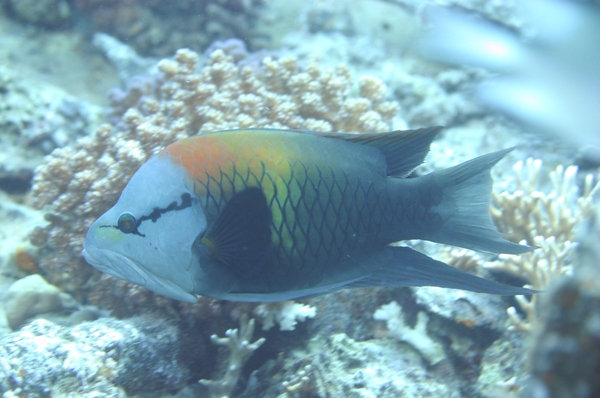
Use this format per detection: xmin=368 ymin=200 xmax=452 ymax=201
xmin=29 ymin=48 xmax=399 ymax=304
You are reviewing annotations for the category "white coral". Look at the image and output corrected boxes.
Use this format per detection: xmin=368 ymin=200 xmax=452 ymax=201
xmin=199 ymin=315 xmax=265 ymax=398
xmin=254 ymin=301 xmax=317 ymax=332
xmin=374 ymin=301 xmax=445 ymax=365
xmin=486 ymin=159 xmax=599 ymax=332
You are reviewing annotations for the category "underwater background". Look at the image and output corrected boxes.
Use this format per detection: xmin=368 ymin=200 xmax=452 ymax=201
xmin=0 ymin=0 xmax=599 ymax=397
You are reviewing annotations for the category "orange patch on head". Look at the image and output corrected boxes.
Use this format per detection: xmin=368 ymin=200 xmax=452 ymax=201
xmin=166 ymin=136 xmax=232 ymax=181
xmin=164 ymin=142 xmax=183 ymax=159
xmin=179 ymin=147 xmax=197 ymax=174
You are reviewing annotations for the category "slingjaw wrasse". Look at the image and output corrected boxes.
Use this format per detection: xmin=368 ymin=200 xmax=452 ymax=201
xmin=82 ymin=128 xmax=534 ymax=303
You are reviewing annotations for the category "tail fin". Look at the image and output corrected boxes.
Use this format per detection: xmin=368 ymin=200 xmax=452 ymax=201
xmin=425 ymin=148 xmax=532 ymax=254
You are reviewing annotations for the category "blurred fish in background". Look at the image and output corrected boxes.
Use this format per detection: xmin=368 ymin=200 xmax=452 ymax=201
xmin=414 ymin=0 xmax=600 ymax=160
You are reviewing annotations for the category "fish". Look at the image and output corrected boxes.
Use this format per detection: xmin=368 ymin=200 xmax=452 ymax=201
xmin=82 ymin=128 xmax=534 ymax=303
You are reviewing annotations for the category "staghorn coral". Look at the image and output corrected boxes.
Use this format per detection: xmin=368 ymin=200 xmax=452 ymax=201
xmin=437 ymin=157 xmax=599 ymax=333
xmin=280 ymin=363 xmax=312 ymax=397
xmin=492 ymin=236 xmax=576 ymax=333
xmin=199 ymin=315 xmax=265 ymax=398
xmin=438 ymin=247 xmax=483 ymax=273
xmin=482 ymin=159 xmax=598 ymax=332
xmin=30 ymin=47 xmax=398 ymax=301
xmin=491 ymin=158 xmax=599 ymax=244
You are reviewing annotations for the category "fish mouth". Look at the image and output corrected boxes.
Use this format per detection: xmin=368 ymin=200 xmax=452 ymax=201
xmin=82 ymin=244 xmax=198 ymax=303
xmin=82 ymin=244 xmax=149 ymax=287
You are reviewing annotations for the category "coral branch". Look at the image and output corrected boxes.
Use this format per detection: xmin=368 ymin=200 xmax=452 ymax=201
xmin=199 ymin=315 xmax=265 ymax=398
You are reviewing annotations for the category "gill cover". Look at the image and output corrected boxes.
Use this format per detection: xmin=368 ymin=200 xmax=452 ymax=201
xmin=82 ymin=153 xmax=206 ymax=302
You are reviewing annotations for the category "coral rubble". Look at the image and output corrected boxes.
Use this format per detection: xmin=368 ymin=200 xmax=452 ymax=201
xmin=241 ymin=332 xmax=462 ymax=397
xmin=0 ymin=65 xmax=101 ymax=193
xmin=5 ymin=0 xmax=71 ymax=28
xmin=0 ymin=317 xmax=191 ymax=397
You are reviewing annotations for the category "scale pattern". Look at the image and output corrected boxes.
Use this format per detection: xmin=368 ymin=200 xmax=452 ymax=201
xmin=165 ymin=130 xmax=403 ymax=288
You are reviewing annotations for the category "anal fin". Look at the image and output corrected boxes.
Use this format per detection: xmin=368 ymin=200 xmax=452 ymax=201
xmin=350 ymin=246 xmax=536 ymax=295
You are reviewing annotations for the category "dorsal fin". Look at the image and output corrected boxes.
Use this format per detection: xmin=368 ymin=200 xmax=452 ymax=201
xmin=314 ymin=127 xmax=442 ymax=176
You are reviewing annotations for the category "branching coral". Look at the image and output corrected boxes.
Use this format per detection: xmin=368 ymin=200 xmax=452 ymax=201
xmin=492 ymin=236 xmax=577 ymax=333
xmin=280 ymin=364 xmax=313 ymax=397
xmin=253 ymin=301 xmax=317 ymax=332
xmin=437 ymin=158 xmax=598 ymax=332
xmin=438 ymin=247 xmax=483 ymax=273
xmin=491 ymin=158 xmax=598 ymax=244
xmin=483 ymin=159 xmax=599 ymax=332
xmin=374 ymin=301 xmax=446 ymax=365
xmin=29 ymin=47 xmax=398 ymax=301
xmin=199 ymin=315 xmax=265 ymax=398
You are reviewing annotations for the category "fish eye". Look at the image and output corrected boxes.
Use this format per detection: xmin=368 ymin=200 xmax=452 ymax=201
xmin=117 ymin=212 xmax=138 ymax=234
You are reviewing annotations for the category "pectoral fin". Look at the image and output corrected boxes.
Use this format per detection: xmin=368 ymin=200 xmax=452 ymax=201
xmin=195 ymin=187 xmax=273 ymax=278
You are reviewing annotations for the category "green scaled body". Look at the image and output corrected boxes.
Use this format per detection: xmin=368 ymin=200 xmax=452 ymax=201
xmin=83 ymin=128 xmax=535 ymax=302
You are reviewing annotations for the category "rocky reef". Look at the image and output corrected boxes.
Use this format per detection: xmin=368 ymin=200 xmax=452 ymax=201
xmin=0 ymin=0 xmax=599 ymax=397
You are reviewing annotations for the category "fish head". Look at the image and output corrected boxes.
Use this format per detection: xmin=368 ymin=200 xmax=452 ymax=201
xmin=83 ymin=153 xmax=206 ymax=303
